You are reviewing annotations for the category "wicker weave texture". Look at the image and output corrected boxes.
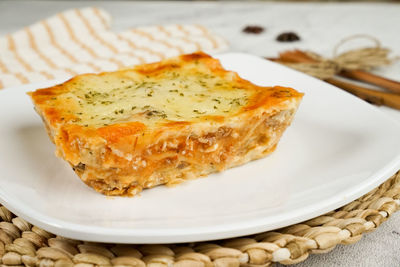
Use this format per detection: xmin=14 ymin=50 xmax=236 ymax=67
xmin=0 ymin=171 xmax=398 ymax=267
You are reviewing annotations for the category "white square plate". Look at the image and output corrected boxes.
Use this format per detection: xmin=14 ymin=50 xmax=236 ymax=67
xmin=1 ymin=53 xmax=400 ymax=243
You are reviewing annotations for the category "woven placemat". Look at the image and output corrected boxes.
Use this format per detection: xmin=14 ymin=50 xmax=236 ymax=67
xmin=0 ymin=171 xmax=398 ymax=266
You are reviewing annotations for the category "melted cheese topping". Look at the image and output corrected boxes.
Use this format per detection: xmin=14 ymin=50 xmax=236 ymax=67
xmin=57 ymin=62 xmax=249 ymax=127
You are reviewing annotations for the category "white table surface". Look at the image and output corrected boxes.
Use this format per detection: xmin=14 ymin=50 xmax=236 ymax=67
xmin=1 ymin=1 xmax=400 ymax=266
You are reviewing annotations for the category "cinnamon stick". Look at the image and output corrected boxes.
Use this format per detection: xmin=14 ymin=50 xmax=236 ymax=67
xmin=269 ymin=50 xmax=400 ymax=110
xmin=278 ymin=50 xmax=316 ymax=64
xmin=340 ymin=69 xmax=400 ymax=94
xmin=278 ymin=50 xmax=400 ymax=94
xmin=325 ymin=78 xmax=400 ymax=110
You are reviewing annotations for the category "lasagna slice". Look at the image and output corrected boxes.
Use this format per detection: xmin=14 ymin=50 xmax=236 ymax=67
xmin=28 ymin=52 xmax=303 ymax=196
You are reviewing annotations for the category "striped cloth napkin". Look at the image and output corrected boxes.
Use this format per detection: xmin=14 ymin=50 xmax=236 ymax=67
xmin=0 ymin=7 xmax=228 ymax=89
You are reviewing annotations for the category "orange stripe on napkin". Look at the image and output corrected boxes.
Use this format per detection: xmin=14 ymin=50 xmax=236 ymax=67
xmin=92 ymin=7 xmax=109 ymax=30
xmin=25 ymin=28 xmax=58 ymax=78
xmin=117 ymin=34 xmax=165 ymax=61
xmin=131 ymin=29 xmax=185 ymax=54
xmin=194 ymin=24 xmax=220 ymax=50
xmin=42 ymin=21 xmax=79 ymax=64
xmin=0 ymin=7 xmax=228 ymax=89
xmin=0 ymin=58 xmax=28 ymax=84
xmin=7 ymin=35 xmax=34 ymax=72
xmin=176 ymin=25 xmax=203 ymax=51
xmin=58 ymin=13 xmax=99 ymax=59
xmin=75 ymin=9 xmax=124 ymax=67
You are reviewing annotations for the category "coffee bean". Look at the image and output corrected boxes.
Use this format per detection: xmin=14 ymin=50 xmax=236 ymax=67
xmin=276 ymin=32 xmax=301 ymax=42
xmin=242 ymin=25 xmax=265 ymax=34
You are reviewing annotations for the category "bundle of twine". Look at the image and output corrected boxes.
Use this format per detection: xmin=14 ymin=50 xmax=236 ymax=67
xmin=283 ymin=35 xmax=394 ymax=79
